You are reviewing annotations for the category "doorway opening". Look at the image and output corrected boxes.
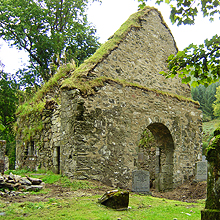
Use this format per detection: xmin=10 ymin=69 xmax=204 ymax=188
xmin=138 ymin=123 xmax=174 ymax=192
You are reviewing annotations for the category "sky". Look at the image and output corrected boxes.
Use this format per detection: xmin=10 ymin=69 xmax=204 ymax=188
xmin=0 ymin=0 xmax=220 ymax=74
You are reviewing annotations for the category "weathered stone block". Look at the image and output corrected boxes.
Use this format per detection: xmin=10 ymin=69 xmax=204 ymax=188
xmin=98 ymin=190 xmax=129 ymax=210
xmin=132 ymin=170 xmax=151 ymax=194
xmin=195 ymin=161 xmax=207 ymax=181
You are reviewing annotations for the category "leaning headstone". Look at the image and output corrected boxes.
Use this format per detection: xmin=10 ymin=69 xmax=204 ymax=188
xmin=98 ymin=190 xmax=129 ymax=210
xmin=132 ymin=170 xmax=151 ymax=194
xmin=195 ymin=161 xmax=207 ymax=181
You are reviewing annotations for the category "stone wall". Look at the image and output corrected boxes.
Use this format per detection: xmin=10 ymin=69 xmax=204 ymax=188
xmin=60 ymin=82 xmax=202 ymax=190
xmin=15 ymin=7 xmax=202 ymax=191
xmin=16 ymin=96 xmax=62 ymax=172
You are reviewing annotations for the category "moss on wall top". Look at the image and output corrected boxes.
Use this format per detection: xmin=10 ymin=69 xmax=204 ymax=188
xmin=61 ymin=6 xmax=177 ymax=89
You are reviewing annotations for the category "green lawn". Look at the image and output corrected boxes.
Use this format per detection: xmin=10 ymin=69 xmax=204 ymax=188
xmin=0 ymin=194 xmax=205 ymax=220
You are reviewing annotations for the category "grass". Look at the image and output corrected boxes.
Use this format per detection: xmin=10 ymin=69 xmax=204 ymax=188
xmin=0 ymin=194 xmax=205 ymax=220
xmin=1 ymin=169 xmax=205 ymax=219
xmin=203 ymin=118 xmax=220 ymax=139
xmin=202 ymin=118 xmax=220 ymax=154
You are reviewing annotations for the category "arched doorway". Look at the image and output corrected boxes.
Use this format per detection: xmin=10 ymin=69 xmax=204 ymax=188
xmin=138 ymin=123 xmax=174 ymax=192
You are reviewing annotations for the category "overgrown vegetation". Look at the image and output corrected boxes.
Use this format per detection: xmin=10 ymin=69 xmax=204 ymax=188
xmin=202 ymin=118 xmax=220 ymax=154
xmin=15 ymin=62 xmax=75 ymax=145
xmin=138 ymin=129 xmax=156 ymax=148
xmin=191 ymin=81 xmax=220 ymax=121
xmin=16 ymin=62 xmax=75 ymax=118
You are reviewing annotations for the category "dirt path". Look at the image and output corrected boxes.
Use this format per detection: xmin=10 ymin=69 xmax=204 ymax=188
xmin=0 ymin=180 xmax=206 ymax=204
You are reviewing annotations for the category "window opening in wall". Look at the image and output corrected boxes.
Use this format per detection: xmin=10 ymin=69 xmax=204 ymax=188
xmin=57 ymin=147 xmax=60 ymax=174
xmin=24 ymin=142 xmax=28 ymax=160
xmin=30 ymin=140 xmax=34 ymax=156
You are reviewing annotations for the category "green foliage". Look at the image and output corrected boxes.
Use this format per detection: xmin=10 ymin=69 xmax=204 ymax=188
xmin=0 ymin=0 xmax=100 ymax=82
xmin=213 ymin=86 xmax=220 ymax=117
xmin=161 ymin=36 xmax=220 ymax=86
xmin=138 ymin=0 xmax=220 ymax=25
xmin=191 ymin=81 xmax=220 ymax=120
xmin=136 ymin=1 xmax=220 ymax=85
xmin=0 ymin=72 xmax=20 ymax=169
xmin=5 ymin=168 xmax=31 ymax=175
xmin=139 ymin=129 xmax=155 ymax=148
xmin=202 ymin=118 xmax=220 ymax=144
xmin=16 ymin=62 xmax=74 ymax=142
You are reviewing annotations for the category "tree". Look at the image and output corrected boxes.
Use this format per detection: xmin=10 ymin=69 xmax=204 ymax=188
xmin=213 ymin=85 xmax=220 ymax=116
xmin=137 ymin=0 xmax=220 ymax=86
xmin=191 ymin=81 xmax=220 ymax=120
xmin=0 ymin=71 xmax=20 ymax=168
xmin=0 ymin=0 xmax=100 ymax=82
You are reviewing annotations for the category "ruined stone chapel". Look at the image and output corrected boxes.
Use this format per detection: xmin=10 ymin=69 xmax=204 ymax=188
xmin=16 ymin=7 xmax=203 ymax=191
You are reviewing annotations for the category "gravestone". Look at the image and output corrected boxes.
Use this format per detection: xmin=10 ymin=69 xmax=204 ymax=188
xmin=195 ymin=161 xmax=207 ymax=181
xmin=132 ymin=170 xmax=151 ymax=194
xmin=202 ymin=155 xmax=206 ymax=162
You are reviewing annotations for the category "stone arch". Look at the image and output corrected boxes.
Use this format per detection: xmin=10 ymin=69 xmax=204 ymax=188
xmin=139 ymin=122 xmax=175 ymax=192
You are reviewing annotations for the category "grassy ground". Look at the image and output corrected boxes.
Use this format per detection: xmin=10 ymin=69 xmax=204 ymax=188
xmin=0 ymin=194 xmax=205 ymax=220
xmin=202 ymin=117 xmax=220 ymax=153
xmin=203 ymin=118 xmax=220 ymax=140
xmin=0 ymin=169 xmax=205 ymax=219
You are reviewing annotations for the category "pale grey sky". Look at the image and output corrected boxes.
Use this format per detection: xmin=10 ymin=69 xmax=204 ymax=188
xmin=0 ymin=0 xmax=220 ymax=74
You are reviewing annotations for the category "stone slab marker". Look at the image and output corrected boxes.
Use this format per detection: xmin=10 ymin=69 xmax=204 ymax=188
xmin=0 ymin=140 xmax=6 ymax=174
xmin=132 ymin=170 xmax=151 ymax=194
xmin=195 ymin=161 xmax=207 ymax=181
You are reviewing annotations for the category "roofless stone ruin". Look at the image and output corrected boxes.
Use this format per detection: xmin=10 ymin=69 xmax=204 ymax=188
xmin=15 ymin=6 xmax=203 ymax=192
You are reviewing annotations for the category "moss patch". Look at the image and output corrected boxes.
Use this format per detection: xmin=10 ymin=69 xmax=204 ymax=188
xmin=16 ymin=62 xmax=75 ymax=118
xmin=201 ymin=209 xmax=220 ymax=220
xmin=15 ymin=63 xmax=75 ymax=144
xmin=62 ymin=75 xmax=199 ymax=105
xmin=205 ymin=127 xmax=220 ymax=210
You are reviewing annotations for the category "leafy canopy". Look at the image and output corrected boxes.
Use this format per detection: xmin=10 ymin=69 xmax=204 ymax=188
xmin=138 ymin=0 xmax=220 ymax=86
xmin=0 ymin=0 xmax=100 ymax=82
xmin=191 ymin=81 xmax=220 ymax=120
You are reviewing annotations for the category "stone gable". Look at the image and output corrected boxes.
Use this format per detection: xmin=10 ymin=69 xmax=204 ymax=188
xmin=16 ymin=7 xmax=202 ymax=191
xmin=91 ymin=9 xmax=190 ymax=97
